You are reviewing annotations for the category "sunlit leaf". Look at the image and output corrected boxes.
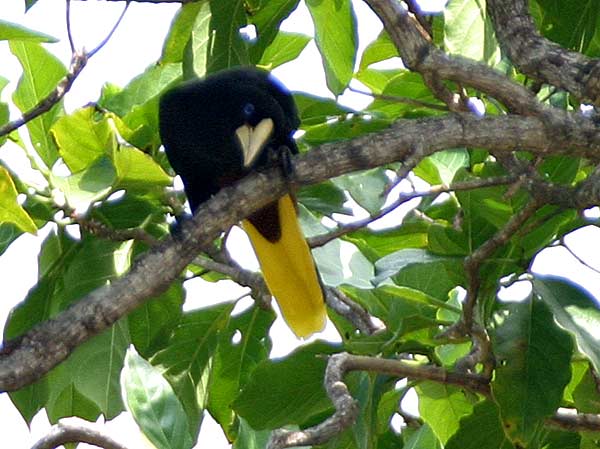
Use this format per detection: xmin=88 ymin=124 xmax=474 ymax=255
xmin=10 ymin=40 xmax=66 ymax=166
xmin=0 ymin=19 xmax=58 ymax=42
xmin=0 ymin=166 xmax=37 ymax=234
xmin=121 ymin=348 xmax=194 ymax=449
xmin=306 ymin=0 xmax=357 ymax=95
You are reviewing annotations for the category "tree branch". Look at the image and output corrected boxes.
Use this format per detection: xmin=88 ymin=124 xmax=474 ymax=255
xmin=268 ymin=352 xmax=600 ymax=448
xmin=487 ymin=0 xmax=600 ymax=105
xmin=363 ymin=0 xmax=543 ymax=115
xmin=30 ymin=418 xmax=128 ymax=449
xmin=2 ymin=113 xmax=600 ymax=392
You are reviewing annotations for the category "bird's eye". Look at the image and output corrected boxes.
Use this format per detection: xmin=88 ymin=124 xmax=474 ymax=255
xmin=242 ymin=102 xmax=255 ymax=118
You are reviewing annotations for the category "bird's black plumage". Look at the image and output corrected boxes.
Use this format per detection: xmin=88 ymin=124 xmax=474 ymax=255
xmin=159 ymin=67 xmax=326 ymax=338
xmin=159 ymin=68 xmax=299 ymax=208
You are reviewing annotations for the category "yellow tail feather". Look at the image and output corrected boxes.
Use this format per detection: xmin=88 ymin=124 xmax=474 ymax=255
xmin=242 ymin=194 xmax=326 ymax=338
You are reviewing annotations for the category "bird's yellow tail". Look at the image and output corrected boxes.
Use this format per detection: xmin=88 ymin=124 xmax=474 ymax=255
xmin=242 ymin=194 xmax=326 ymax=338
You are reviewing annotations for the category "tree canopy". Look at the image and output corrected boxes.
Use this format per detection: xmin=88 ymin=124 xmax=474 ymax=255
xmin=2 ymin=0 xmax=600 ymax=448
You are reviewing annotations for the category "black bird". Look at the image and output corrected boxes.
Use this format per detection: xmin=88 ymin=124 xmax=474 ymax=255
xmin=159 ymin=67 xmax=326 ymax=337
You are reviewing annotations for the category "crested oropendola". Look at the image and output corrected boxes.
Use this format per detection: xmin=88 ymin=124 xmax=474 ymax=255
xmin=159 ymin=67 xmax=326 ymax=338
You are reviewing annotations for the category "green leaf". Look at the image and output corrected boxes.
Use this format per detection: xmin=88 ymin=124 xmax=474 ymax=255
xmin=208 ymin=305 xmax=274 ymax=439
xmin=306 ymin=0 xmax=358 ymax=95
xmin=233 ymin=418 xmax=271 ymax=449
xmin=51 ymin=156 xmax=116 ymax=210
xmin=233 ymin=341 xmax=338 ymax=429
xmin=298 ymin=181 xmax=348 ymax=216
xmin=161 ymin=2 xmax=206 ymax=63
xmin=414 ymin=149 xmax=470 ymax=186
xmin=373 ymin=248 xmax=452 ymax=285
xmin=530 ymin=0 xmax=599 ymax=54
xmin=25 ymin=0 xmax=39 ymax=10
xmin=367 ymin=71 xmax=445 ymax=118
xmin=258 ymin=31 xmax=311 ymax=70
xmin=417 ymin=381 xmax=474 ymax=445
xmin=444 ymin=0 xmax=500 ymax=65
xmin=51 ymin=107 xmax=116 ymax=172
xmin=0 ymin=166 xmax=37 ymax=233
xmin=345 ymin=223 xmax=430 ymax=262
xmin=302 ymin=116 xmax=391 ymax=146
xmin=248 ymin=0 xmax=300 ymax=62
xmin=100 ymin=63 xmax=182 ymax=117
xmin=538 ymin=155 xmax=580 ymax=185
xmin=182 ymin=1 xmax=212 ymax=78
xmin=184 ymin=0 xmax=249 ymax=77
xmin=446 ymin=400 xmax=515 ymax=449
xmin=54 ymin=319 xmax=130 ymax=420
xmin=0 ymin=19 xmax=58 ymax=42
xmin=534 ymin=276 xmax=600 ymax=374
xmin=152 ymin=303 xmax=234 ymax=439
xmin=112 ymin=146 xmax=172 ymax=191
xmin=128 ymin=282 xmax=184 ymax=358
xmin=10 ymin=40 xmax=66 ymax=166
xmin=491 ymin=299 xmax=573 ymax=446
xmin=334 ymin=167 xmax=388 ymax=215
xmin=358 ymin=30 xmax=398 ymax=71
xmin=404 ymin=423 xmax=441 ymax=449
xmin=293 ymin=92 xmax=354 ymax=126
xmin=572 ymin=365 xmax=600 ymax=414
xmin=46 ymin=384 xmax=100 ymax=424
xmin=121 ymin=347 xmax=194 ymax=449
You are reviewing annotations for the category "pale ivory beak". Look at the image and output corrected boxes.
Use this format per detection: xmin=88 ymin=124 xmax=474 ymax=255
xmin=235 ymin=118 xmax=274 ymax=168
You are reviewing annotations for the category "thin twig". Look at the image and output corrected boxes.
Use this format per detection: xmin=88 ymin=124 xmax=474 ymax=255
xmin=66 ymin=0 xmax=76 ymax=53
xmin=309 ymin=175 xmax=518 ymax=248
xmin=0 ymin=53 xmax=87 ymax=138
xmin=0 ymin=1 xmax=130 ymax=139
xmin=87 ymin=1 xmax=131 ymax=58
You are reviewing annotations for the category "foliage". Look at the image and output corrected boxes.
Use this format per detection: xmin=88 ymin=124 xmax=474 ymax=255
xmin=2 ymin=0 xmax=600 ymax=448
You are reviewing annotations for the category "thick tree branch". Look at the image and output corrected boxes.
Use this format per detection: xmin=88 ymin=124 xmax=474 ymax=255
xmin=364 ymin=0 xmax=542 ymax=115
xmin=268 ymin=352 xmax=600 ymax=448
xmin=2 ymin=113 xmax=600 ymax=391
xmin=487 ymin=0 xmax=600 ymax=105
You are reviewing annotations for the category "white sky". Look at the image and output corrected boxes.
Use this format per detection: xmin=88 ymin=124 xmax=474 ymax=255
xmin=1 ymin=0 xmax=600 ymax=448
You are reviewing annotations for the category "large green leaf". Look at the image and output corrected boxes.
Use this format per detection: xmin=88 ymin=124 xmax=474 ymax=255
xmin=248 ymin=0 xmax=301 ymax=62
xmin=358 ymin=30 xmax=398 ymax=71
xmin=162 ymin=2 xmax=206 ymax=63
xmin=51 ymin=107 xmax=116 ymax=172
xmin=184 ymin=0 xmax=249 ymax=77
xmin=414 ymin=149 xmax=470 ymax=186
xmin=0 ymin=20 xmax=58 ymax=42
xmin=258 ymin=31 xmax=311 ymax=70
xmin=444 ymin=0 xmax=500 ymax=65
xmin=152 ymin=303 xmax=234 ymax=439
xmin=446 ymin=400 xmax=515 ymax=449
xmin=404 ymin=423 xmax=442 ymax=449
xmin=530 ymin=0 xmax=599 ymax=55
xmin=51 ymin=156 xmax=116 ymax=210
xmin=128 ymin=282 xmax=184 ymax=358
xmin=417 ymin=381 xmax=474 ymax=445
xmin=100 ymin=63 xmax=181 ymax=119
xmin=233 ymin=341 xmax=337 ymax=429
xmin=112 ymin=145 xmax=172 ymax=191
xmin=334 ymin=167 xmax=389 ymax=215
xmin=491 ymin=299 xmax=573 ymax=446
xmin=305 ymin=0 xmax=358 ymax=95
xmin=208 ymin=305 xmax=274 ymax=440
xmin=0 ymin=166 xmax=37 ymax=234
xmin=534 ymin=277 xmax=600 ymax=374
xmin=121 ymin=348 xmax=194 ymax=449
xmin=10 ymin=40 xmax=66 ymax=166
